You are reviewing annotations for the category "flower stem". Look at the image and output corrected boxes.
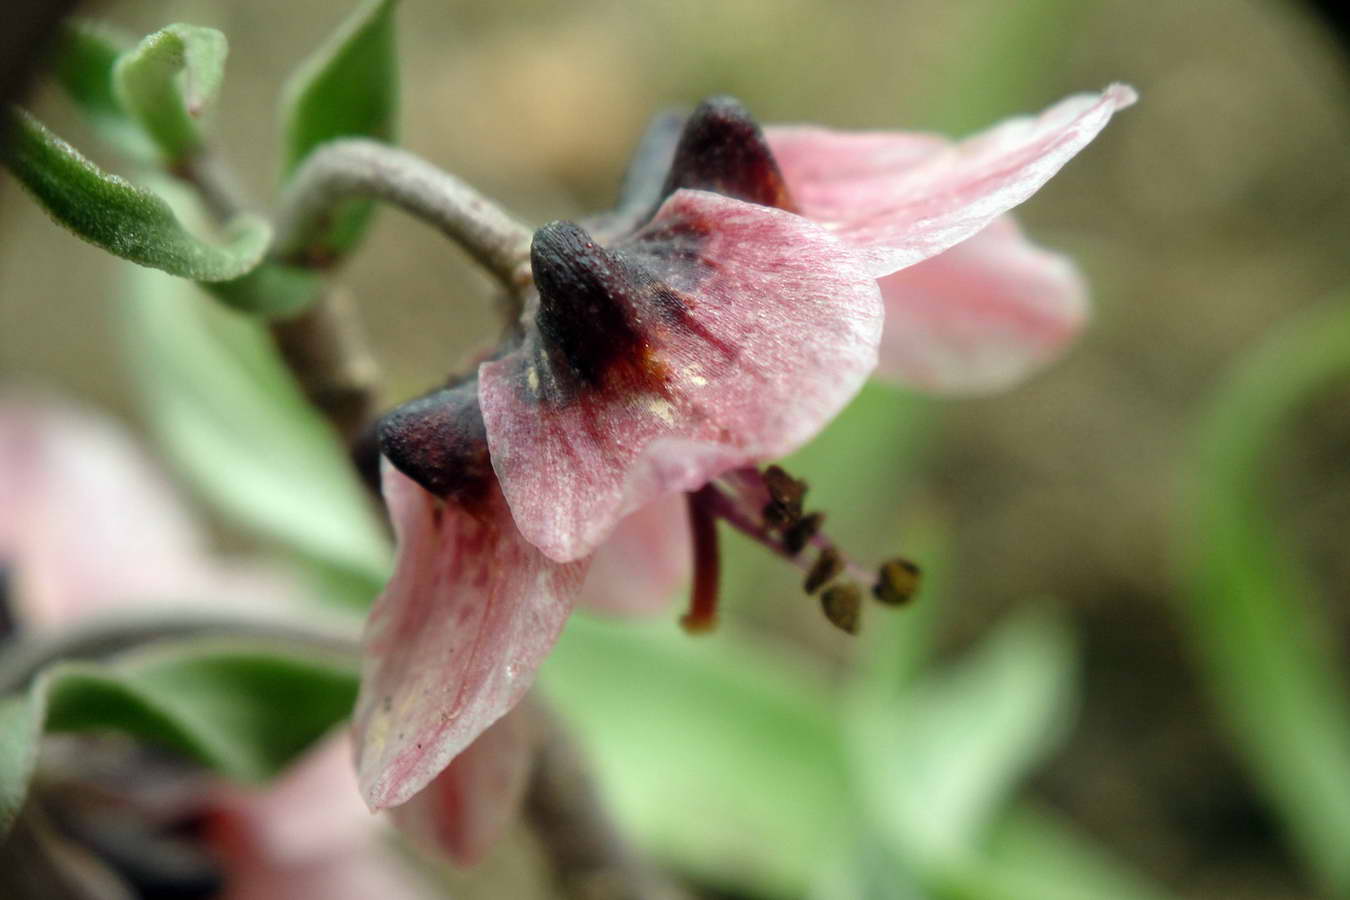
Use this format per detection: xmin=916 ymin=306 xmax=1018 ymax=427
xmin=526 ymin=702 xmax=693 ymax=900
xmin=0 ymin=612 xmax=359 ymax=696
xmin=272 ymin=139 xmax=534 ymax=288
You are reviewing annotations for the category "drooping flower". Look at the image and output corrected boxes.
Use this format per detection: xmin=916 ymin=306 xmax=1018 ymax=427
xmin=354 ymin=85 xmax=1136 ymax=811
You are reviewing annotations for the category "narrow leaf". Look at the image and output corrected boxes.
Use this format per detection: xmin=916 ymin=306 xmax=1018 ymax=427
xmin=1178 ymin=294 xmax=1350 ymax=895
xmin=278 ymin=0 xmax=398 ymax=258
xmin=122 ymin=266 xmax=390 ymax=599
xmin=543 ymin=615 xmax=849 ymax=898
xmin=0 ymin=637 xmax=358 ymax=839
xmin=112 ymin=24 xmax=227 ymax=163
xmin=850 ymin=610 xmax=1077 ymax=862
xmin=1 ymin=109 xmax=267 ymax=280
xmin=966 ymin=804 xmax=1177 ymax=900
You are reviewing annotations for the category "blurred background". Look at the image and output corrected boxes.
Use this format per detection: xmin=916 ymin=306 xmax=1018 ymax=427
xmin=2 ymin=1 xmax=1349 ymax=898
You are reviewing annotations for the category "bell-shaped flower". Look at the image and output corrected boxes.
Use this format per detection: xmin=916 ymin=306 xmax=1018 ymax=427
xmin=356 ymin=86 xmax=1135 ymax=812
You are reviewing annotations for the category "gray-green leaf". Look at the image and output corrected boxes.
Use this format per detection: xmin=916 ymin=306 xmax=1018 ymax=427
xmin=112 ymin=24 xmax=227 ymax=163
xmin=0 ymin=637 xmax=358 ymax=838
xmin=49 ymin=20 xmax=157 ymax=161
xmin=278 ymin=0 xmax=399 ymax=259
xmin=1 ymin=109 xmax=267 ymax=281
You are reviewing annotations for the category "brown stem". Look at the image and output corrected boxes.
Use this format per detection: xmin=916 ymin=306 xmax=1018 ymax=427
xmin=526 ymin=704 xmax=694 ymax=900
xmin=267 ymin=287 xmax=381 ymax=448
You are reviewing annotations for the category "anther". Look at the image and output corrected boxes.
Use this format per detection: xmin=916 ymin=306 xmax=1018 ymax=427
xmin=820 ymin=583 xmax=862 ymax=635
xmin=762 ymin=464 xmax=806 ymax=530
xmin=873 ymin=558 xmax=921 ymax=606
xmin=804 ymin=546 xmax=843 ymax=595
xmin=783 ymin=511 xmax=823 ymax=556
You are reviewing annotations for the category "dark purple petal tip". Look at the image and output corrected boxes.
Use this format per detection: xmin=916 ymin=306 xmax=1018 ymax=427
xmin=661 ymin=95 xmax=795 ymax=212
xmin=530 ymin=220 xmax=676 ymax=391
xmin=377 ymin=383 xmax=492 ymax=504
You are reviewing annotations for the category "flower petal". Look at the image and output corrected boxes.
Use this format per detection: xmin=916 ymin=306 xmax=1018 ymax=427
xmin=388 ymin=703 xmax=535 ymax=866
xmin=352 ymin=463 xmax=586 ymax=810
xmin=580 ymin=494 xmax=690 ymax=616
xmin=479 ymin=189 xmax=882 ymax=562
xmin=766 ymin=84 xmax=1136 ymax=276
xmin=0 ymin=393 xmax=229 ymax=627
xmin=874 ymin=216 xmax=1088 ymax=393
xmin=207 ymin=736 xmax=440 ymax=900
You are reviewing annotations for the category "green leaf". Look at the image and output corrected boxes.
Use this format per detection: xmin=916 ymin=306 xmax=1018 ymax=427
xmin=122 ymin=266 xmax=390 ymax=601
xmin=956 ymin=804 xmax=1176 ymax=900
xmin=1 ymin=109 xmax=268 ymax=281
xmin=112 ymin=24 xmax=227 ymax=163
xmin=204 ymin=260 xmax=326 ymax=318
xmin=49 ymin=20 xmax=157 ymax=161
xmin=543 ymin=616 xmax=850 ymax=898
xmin=278 ymin=0 xmax=399 ymax=258
xmin=850 ymin=610 xmax=1077 ymax=864
xmin=1178 ymin=295 xmax=1350 ymax=895
xmin=0 ymin=637 xmax=358 ymax=838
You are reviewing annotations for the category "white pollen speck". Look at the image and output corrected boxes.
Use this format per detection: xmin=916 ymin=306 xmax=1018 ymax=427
xmin=527 ymin=367 xmax=540 ymax=392
xmin=647 ymin=397 xmax=676 ymax=425
xmin=688 ymin=374 xmax=708 ymax=387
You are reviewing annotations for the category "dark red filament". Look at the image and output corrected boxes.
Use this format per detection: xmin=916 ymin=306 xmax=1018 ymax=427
xmin=682 ymin=486 xmax=722 ymax=634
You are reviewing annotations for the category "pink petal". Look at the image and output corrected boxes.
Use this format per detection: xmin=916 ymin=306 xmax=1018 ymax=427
xmin=873 ymin=216 xmax=1088 ymax=393
xmin=580 ymin=494 xmax=690 ymax=616
xmin=0 ymin=392 xmax=310 ymax=628
xmin=389 ymin=703 xmax=535 ymax=866
xmin=0 ymin=393 xmax=211 ymax=627
xmin=207 ymin=736 xmax=439 ymax=900
xmin=352 ymin=463 xmax=586 ymax=810
xmin=766 ymin=85 xmax=1136 ymax=276
xmin=479 ymin=189 xmax=882 ymax=563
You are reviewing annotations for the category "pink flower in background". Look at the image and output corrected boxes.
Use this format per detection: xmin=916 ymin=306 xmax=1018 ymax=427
xmin=354 ymin=84 xmax=1136 ymax=815
xmin=0 ymin=394 xmax=458 ymax=895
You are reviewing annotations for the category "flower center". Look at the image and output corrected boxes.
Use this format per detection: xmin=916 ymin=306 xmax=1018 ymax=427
xmin=681 ymin=465 xmax=919 ymax=635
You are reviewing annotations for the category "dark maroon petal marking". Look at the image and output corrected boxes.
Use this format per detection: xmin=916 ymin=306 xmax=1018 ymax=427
xmin=530 ymin=219 xmax=719 ymax=395
xmin=377 ymin=382 xmax=492 ymax=505
xmin=660 ymin=96 xmax=796 ymax=212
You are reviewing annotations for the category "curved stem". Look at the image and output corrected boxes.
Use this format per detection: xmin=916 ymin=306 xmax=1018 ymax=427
xmin=273 ymin=139 xmax=534 ymax=288
xmin=0 ymin=613 xmax=359 ymax=696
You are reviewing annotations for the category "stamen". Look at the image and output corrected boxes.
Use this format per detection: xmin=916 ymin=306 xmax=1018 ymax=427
xmin=681 ymin=486 xmax=722 ymax=634
xmin=804 ymin=547 xmax=843 ymax=595
xmin=690 ymin=465 xmax=917 ymax=635
xmin=761 ymin=464 xmax=806 ymax=530
xmin=873 ymin=558 xmax=921 ymax=606
xmin=820 ymin=583 xmax=862 ymax=635
xmin=783 ymin=512 xmax=823 ymax=556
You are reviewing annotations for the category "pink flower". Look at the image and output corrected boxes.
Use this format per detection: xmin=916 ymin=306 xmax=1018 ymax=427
xmin=0 ymin=394 xmax=449 ymax=895
xmin=354 ymin=86 xmax=1135 ymax=816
